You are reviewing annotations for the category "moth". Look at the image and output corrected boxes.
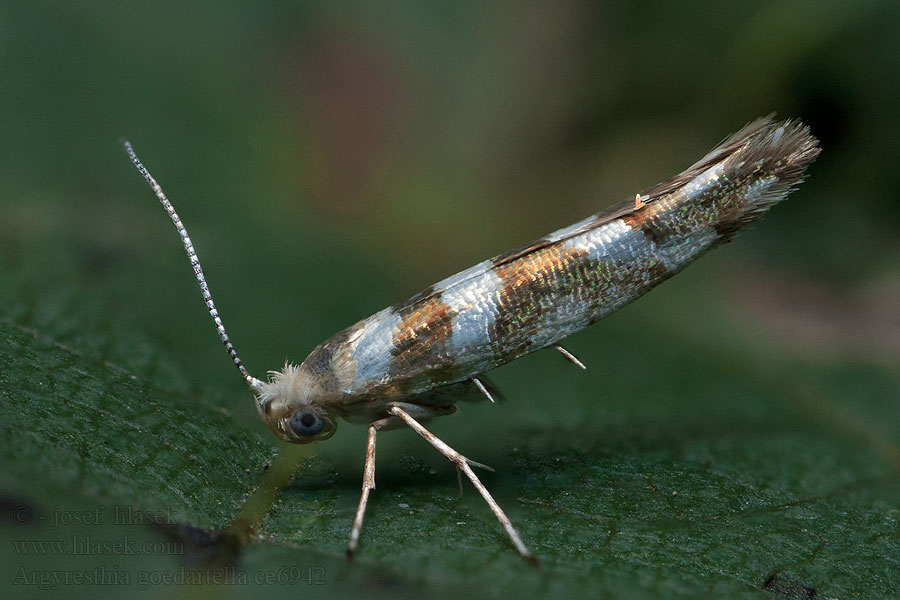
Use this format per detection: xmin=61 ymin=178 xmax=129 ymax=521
xmin=124 ymin=116 xmax=819 ymax=564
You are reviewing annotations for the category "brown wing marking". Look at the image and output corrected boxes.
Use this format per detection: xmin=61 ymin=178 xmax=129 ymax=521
xmin=382 ymin=116 xmax=783 ymax=323
xmin=382 ymin=296 xmax=459 ymax=396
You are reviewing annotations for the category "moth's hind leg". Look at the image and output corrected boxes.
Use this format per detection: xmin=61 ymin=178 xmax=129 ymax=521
xmin=552 ymin=344 xmax=587 ymax=369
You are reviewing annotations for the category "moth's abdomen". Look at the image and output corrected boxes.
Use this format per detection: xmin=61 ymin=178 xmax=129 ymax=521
xmin=325 ymin=117 xmax=819 ymax=402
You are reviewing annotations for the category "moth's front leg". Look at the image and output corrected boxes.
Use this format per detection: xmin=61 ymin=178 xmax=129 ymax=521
xmin=346 ymin=415 xmax=395 ymax=560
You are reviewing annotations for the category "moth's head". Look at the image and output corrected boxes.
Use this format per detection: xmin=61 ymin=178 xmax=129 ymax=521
xmin=254 ymin=363 xmax=337 ymax=444
xmin=123 ymin=141 xmax=341 ymax=444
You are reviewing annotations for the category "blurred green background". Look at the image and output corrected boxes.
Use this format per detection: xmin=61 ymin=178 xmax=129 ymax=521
xmin=1 ymin=1 xmax=898 ymax=598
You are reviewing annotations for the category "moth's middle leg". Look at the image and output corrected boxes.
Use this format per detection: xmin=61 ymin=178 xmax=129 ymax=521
xmin=387 ymin=403 xmax=538 ymax=566
xmin=345 ymin=403 xmax=458 ymax=559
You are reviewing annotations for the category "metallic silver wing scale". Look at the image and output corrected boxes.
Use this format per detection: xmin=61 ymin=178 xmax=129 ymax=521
xmin=125 ymin=115 xmax=820 ymax=564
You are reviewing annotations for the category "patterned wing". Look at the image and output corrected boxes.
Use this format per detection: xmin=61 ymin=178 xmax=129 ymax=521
xmin=306 ymin=117 xmax=819 ymax=405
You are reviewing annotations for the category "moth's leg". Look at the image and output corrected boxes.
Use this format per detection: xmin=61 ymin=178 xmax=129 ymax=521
xmin=472 ymin=377 xmax=496 ymax=403
xmin=468 ymin=375 xmax=508 ymax=404
xmin=387 ymin=404 xmax=538 ymax=566
xmin=388 ymin=401 xmax=492 ymax=493
xmin=346 ymin=415 xmax=400 ymax=560
xmin=388 ymin=402 xmax=493 ymax=472
xmin=553 ymin=344 xmax=586 ymax=369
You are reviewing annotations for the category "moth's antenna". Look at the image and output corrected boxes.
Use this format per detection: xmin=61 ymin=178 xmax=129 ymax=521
xmin=122 ymin=140 xmax=264 ymax=394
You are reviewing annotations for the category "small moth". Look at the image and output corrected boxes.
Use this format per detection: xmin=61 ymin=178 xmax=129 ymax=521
xmin=124 ymin=116 xmax=819 ymax=564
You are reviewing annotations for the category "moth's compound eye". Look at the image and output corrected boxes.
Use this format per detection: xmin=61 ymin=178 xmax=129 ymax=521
xmin=290 ymin=410 xmax=324 ymax=437
xmin=278 ymin=407 xmax=336 ymax=444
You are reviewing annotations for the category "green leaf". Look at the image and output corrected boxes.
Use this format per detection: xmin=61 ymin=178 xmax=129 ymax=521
xmin=0 ymin=319 xmax=275 ymax=527
xmin=2 ymin=284 xmax=899 ymax=598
